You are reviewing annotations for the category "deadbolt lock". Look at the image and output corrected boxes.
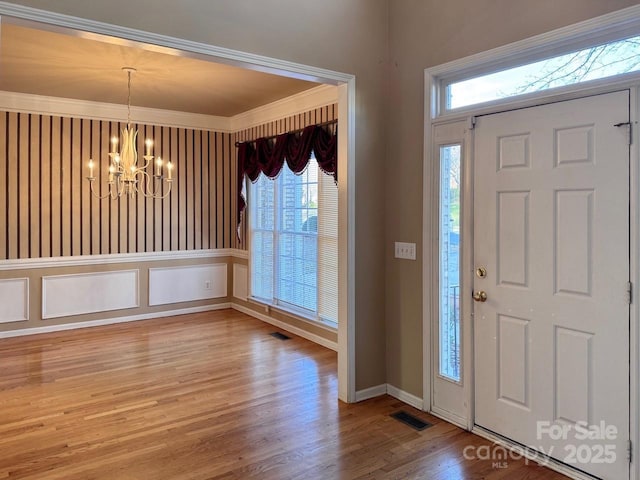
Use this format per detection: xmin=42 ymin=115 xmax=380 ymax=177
xmin=476 ymin=267 xmax=487 ymax=278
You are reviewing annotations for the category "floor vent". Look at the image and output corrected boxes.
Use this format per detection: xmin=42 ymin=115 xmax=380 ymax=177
xmin=390 ymin=411 xmax=433 ymax=431
xmin=270 ymin=332 xmax=291 ymax=340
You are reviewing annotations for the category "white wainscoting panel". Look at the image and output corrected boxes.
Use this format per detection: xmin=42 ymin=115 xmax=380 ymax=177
xmin=233 ymin=264 xmax=248 ymax=301
xmin=42 ymin=270 xmax=139 ymax=319
xmin=0 ymin=278 xmax=29 ymax=323
xmin=149 ymin=264 xmax=227 ymax=306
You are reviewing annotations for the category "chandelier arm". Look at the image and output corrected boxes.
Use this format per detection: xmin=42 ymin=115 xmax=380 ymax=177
xmin=139 ymin=169 xmax=171 ymax=199
xmin=140 ymin=158 xmax=152 ymax=170
xmin=135 ymin=169 xmax=150 ymax=197
xmin=155 ymin=187 xmax=173 ymax=200
xmin=89 ymin=179 xmax=115 ymax=199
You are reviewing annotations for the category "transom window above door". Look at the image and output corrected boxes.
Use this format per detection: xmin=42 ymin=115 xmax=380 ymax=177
xmin=446 ymin=34 xmax=640 ymax=110
xmin=429 ymin=8 xmax=640 ymax=118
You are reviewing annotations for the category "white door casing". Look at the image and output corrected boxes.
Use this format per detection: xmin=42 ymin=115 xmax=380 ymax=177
xmin=474 ymin=91 xmax=630 ymax=480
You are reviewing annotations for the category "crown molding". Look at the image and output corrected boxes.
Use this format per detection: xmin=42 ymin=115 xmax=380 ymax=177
xmin=0 ymin=83 xmax=338 ymax=133
xmin=0 ymin=91 xmax=232 ymax=132
xmin=230 ymin=84 xmax=338 ymax=131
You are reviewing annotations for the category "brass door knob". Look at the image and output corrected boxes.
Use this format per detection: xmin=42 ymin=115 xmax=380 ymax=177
xmin=473 ymin=290 xmax=487 ymax=302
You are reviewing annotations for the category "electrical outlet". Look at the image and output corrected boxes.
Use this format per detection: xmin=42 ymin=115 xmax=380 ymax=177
xmin=395 ymin=242 xmax=416 ymax=260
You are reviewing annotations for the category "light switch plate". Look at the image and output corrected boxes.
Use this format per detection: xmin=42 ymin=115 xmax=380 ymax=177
xmin=395 ymin=242 xmax=416 ymax=260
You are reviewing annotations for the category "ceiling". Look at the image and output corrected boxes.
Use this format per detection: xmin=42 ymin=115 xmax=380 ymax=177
xmin=0 ymin=22 xmax=320 ymax=118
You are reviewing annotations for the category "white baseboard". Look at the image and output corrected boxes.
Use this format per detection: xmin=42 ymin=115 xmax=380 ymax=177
xmin=0 ymin=303 xmax=231 ymax=339
xmin=354 ymin=383 xmax=424 ymax=410
xmin=387 ymin=384 xmax=424 ymax=410
xmin=355 ymin=384 xmax=387 ymax=402
xmin=231 ymin=303 xmax=338 ymax=352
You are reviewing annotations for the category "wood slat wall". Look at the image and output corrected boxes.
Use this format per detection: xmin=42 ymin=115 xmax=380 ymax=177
xmin=0 ymin=112 xmax=234 ymax=260
xmin=233 ymin=104 xmax=338 ymax=249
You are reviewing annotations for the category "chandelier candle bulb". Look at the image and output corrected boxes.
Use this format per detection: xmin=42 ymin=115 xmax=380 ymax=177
xmin=88 ymin=159 xmax=94 ymax=178
xmin=156 ymin=157 xmax=162 ymax=176
xmin=108 ymin=165 xmax=115 ymax=183
xmin=145 ymin=139 xmax=152 ymax=156
xmin=167 ymin=161 xmax=173 ymax=180
xmin=111 ymin=136 xmax=118 ymax=153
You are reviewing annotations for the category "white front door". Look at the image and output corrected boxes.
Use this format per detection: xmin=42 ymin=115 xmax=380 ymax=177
xmin=473 ymin=91 xmax=630 ymax=480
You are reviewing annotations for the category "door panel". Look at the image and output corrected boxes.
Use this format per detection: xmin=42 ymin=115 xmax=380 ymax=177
xmin=474 ymin=91 xmax=630 ymax=480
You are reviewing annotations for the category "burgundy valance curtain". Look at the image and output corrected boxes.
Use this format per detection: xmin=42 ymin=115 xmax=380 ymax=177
xmin=237 ymin=124 xmax=337 ymax=232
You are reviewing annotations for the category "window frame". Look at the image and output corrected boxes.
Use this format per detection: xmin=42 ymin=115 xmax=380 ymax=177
xmin=247 ymin=159 xmax=337 ymax=328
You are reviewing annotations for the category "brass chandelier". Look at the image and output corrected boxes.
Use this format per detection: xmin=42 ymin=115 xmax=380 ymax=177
xmin=86 ymin=67 xmax=173 ymax=199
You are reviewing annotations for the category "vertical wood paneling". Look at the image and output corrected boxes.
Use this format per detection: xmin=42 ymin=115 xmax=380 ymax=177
xmin=100 ymin=121 xmax=111 ymax=254
xmin=7 ymin=113 xmax=18 ymax=259
xmin=0 ymin=113 xmax=6 ymax=259
xmin=216 ymin=132 xmax=224 ymax=248
xmin=161 ymin=126 xmax=170 ymax=252
xmin=61 ymin=117 xmax=72 ymax=256
xmin=186 ymin=129 xmax=195 ymax=250
xmin=231 ymin=132 xmax=237 ymax=249
xmin=178 ymin=128 xmax=187 ymax=250
xmin=208 ymin=132 xmax=219 ymax=248
xmin=29 ymin=116 xmax=41 ymax=258
xmin=223 ymin=134 xmax=231 ymax=248
xmin=41 ymin=116 xmax=51 ymax=258
xmin=194 ymin=130 xmax=202 ymax=250
xmin=201 ymin=132 xmax=210 ymax=249
xmin=89 ymin=121 xmax=100 ymax=255
xmin=169 ymin=127 xmax=178 ymax=251
xmin=81 ymin=119 xmax=91 ymax=255
xmin=50 ymin=117 xmax=61 ymax=257
xmin=70 ymin=117 xmax=82 ymax=256
xmin=18 ymin=114 xmax=30 ymax=259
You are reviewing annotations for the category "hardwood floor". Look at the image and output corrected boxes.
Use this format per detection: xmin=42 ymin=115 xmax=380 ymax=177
xmin=0 ymin=310 xmax=569 ymax=479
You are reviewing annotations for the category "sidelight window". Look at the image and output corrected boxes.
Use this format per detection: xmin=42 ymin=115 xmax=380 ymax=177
xmin=439 ymin=144 xmax=461 ymax=382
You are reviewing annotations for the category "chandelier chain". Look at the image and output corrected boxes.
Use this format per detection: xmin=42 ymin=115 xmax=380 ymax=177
xmin=126 ymin=70 xmax=132 ymax=128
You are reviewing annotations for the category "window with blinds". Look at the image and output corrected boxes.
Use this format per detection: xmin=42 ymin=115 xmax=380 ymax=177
xmin=249 ymin=156 xmax=338 ymax=325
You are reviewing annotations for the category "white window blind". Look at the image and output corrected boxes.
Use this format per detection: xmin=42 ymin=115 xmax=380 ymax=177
xmin=250 ymin=157 xmax=338 ymax=324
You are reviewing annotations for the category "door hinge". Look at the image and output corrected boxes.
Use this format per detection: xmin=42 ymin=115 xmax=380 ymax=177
xmin=614 ymin=121 xmax=632 ymax=145
xmin=626 ymin=281 xmax=633 ymax=304
xmin=468 ymin=116 xmax=476 ymax=130
xmin=628 ymin=439 xmax=633 ymax=462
